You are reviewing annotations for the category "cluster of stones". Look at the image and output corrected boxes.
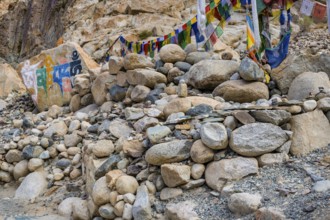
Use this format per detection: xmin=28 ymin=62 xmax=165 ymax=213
xmin=1 ymin=43 xmax=330 ymax=219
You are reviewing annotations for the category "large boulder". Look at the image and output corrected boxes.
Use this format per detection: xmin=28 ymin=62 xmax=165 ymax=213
xmin=17 ymin=42 xmax=99 ymax=111
xmin=145 ymin=140 xmax=193 ymax=165
xmin=229 ymin=123 xmax=288 ymax=157
xmin=213 ymin=80 xmax=269 ymax=103
xmin=126 ymin=69 xmax=167 ymax=88
xmin=0 ymin=63 xmax=26 ymax=98
xmin=290 ymin=110 xmax=330 ymax=156
xmin=272 ymin=53 xmax=330 ymax=94
xmin=91 ymin=72 xmax=116 ymax=105
xmin=288 ymin=72 xmax=330 ymax=100
xmin=159 ymin=44 xmax=186 ymax=63
xmin=183 ymin=60 xmax=239 ymax=90
xmin=15 ymin=171 xmax=47 ymax=200
xmin=123 ymin=53 xmax=154 ymax=70
xmin=205 ymin=157 xmax=258 ymax=191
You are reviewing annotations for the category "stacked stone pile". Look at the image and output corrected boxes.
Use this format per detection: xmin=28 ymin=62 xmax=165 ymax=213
xmin=0 ymin=42 xmax=330 ymax=219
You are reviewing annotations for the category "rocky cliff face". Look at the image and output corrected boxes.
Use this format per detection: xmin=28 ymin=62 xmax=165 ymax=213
xmin=0 ymin=0 xmax=196 ymax=64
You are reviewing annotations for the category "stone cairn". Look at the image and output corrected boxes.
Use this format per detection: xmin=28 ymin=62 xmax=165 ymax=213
xmin=0 ymin=43 xmax=330 ymax=219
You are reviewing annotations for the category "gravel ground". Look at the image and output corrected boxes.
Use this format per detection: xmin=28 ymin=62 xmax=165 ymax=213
xmin=156 ymin=145 xmax=330 ymax=220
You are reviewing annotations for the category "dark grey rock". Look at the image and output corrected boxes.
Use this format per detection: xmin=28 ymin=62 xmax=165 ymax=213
xmin=56 ymin=158 xmax=71 ymax=169
xmin=87 ymin=124 xmax=99 ymax=133
xmin=186 ymin=104 xmax=212 ymax=116
xmin=98 ymin=120 xmax=111 ymax=133
xmin=174 ymin=61 xmax=192 ymax=72
xmin=109 ymin=84 xmax=127 ymax=102
xmin=95 ymin=154 xmax=121 ymax=179
xmin=250 ymin=110 xmax=291 ymax=126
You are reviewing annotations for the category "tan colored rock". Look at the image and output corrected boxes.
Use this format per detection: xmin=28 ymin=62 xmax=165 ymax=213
xmin=69 ymin=94 xmax=81 ymax=112
xmin=255 ymin=207 xmax=286 ymax=220
xmin=159 ymin=44 xmax=186 ymax=63
xmin=126 ymin=69 xmax=167 ymax=88
xmin=109 ymin=56 xmax=124 ymax=74
xmin=186 ymin=96 xmax=221 ymax=109
xmin=123 ymin=140 xmax=144 ymax=158
xmin=116 ymin=175 xmax=139 ymax=195
xmin=228 ymin=193 xmax=262 ymax=215
xmin=258 ymin=153 xmax=289 ymax=167
xmin=106 ymin=169 xmax=125 ymax=189
xmin=165 ymin=201 xmax=199 ymax=220
xmin=190 ymin=140 xmax=214 ymax=164
xmin=290 ymin=110 xmax=330 ymax=156
xmin=0 ymin=63 xmax=26 ymax=98
xmin=205 ymin=157 xmax=258 ymax=191
xmin=161 ymin=163 xmax=190 ymax=187
xmin=92 ymin=140 xmax=115 ymax=158
xmin=191 ymin=164 xmax=205 ymax=180
xmin=91 ymin=72 xmax=116 ymax=105
xmin=13 ymin=160 xmax=29 ymax=180
xmin=123 ymin=53 xmax=154 ymax=70
xmin=163 ymin=98 xmax=192 ymax=117
xmin=213 ymin=80 xmax=269 ymax=103
xmin=92 ymin=176 xmax=111 ymax=206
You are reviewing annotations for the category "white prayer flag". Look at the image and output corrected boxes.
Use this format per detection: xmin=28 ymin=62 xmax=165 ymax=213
xmin=300 ymin=0 xmax=315 ymax=16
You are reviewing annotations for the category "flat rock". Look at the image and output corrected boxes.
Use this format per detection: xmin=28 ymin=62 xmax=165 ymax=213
xmin=123 ymin=53 xmax=154 ymax=70
xmin=44 ymin=121 xmax=68 ymax=138
xmin=250 ymin=110 xmax=291 ymax=125
xmin=229 ymin=123 xmax=288 ymax=157
xmin=126 ymin=69 xmax=167 ymax=89
xmin=132 ymin=185 xmax=152 ymax=220
xmin=146 ymin=126 xmax=171 ymax=144
xmin=125 ymin=107 xmax=145 ymax=120
xmin=160 ymin=187 xmax=183 ymax=200
xmin=95 ymin=154 xmax=121 ymax=179
xmin=290 ymin=110 xmax=330 ymax=156
xmin=145 ymin=140 xmax=193 ymax=165
xmin=258 ymin=153 xmax=289 ymax=167
xmin=213 ymin=80 xmax=269 ymax=103
xmin=165 ymin=201 xmax=199 ymax=220
xmin=163 ymin=98 xmax=192 ymax=117
xmin=109 ymin=118 xmax=133 ymax=138
xmin=205 ymin=157 xmax=258 ymax=191
xmin=233 ymin=111 xmax=256 ymax=125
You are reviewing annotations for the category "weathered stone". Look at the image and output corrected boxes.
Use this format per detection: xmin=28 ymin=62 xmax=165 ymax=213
xmin=213 ymin=80 xmax=269 ymax=103
xmin=132 ymin=185 xmax=152 ymax=220
xmin=131 ymin=85 xmax=150 ymax=102
xmin=229 ymin=123 xmax=288 ymax=157
xmin=105 ymin=169 xmax=125 ymax=189
xmin=186 ymin=96 xmax=221 ymax=109
xmin=146 ymin=126 xmax=171 ymax=144
xmin=186 ymin=104 xmax=213 ymax=116
xmin=13 ymin=160 xmax=29 ymax=180
xmin=174 ymin=61 xmax=192 ymax=72
xmin=109 ymin=118 xmax=133 ymax=138
xmin=92 ymin=176 xmax=111 ymax=206
xmin=181 ymin=179 xmax=206 ymax=190
xmin=160 ymin=188 xmax=183 ymax=200
xmin=191 ymin=164 xmax=205 ymax=180
xmin=185 ymin=51 xmax=211 ymax=65
xmin=56 ymin=158 xmax=71 ymax=169
xmin=303 ymin=100 xmax=317 ymax=112
xmin=0 ymin=63 xmax=26 ymax=98
xmin=123 ymin=140 xmax=144 ymax=158
xmin=183 ymin=60 xmax=239 ymax=90
xmin=126 ymin=69 xmax=167 ymax=88
xmin=190 ymin=140 xmax=214 ymax=164
xmin=95 ymin=154 xmax=121 ymax=180
xmin=272 ymin=53 xmax=330 ymax=94
xmin=205 ymin=157 xmax=258 ymax=191
xmin=109 ymin=84 xmax=127 ymax=102
xmin=0 ymin=171 xmax=12 ymax=183
xmin=125 ymin=107 xmax=145 ymax=120
xmin=250 ymin=110 xmax=291 ymax=126
xmin=91 ymin=72 xmax=116 ymax=105
xmin=312 ymin=180 xmax=330 ymax=192
xmin=228 ymin=193 xmax=262 ymax=215
xmin=47 ymin=105 xmax=62 ymax=118
xmin=133 ymin=116 xmax=159 ymax=133
xmin=290 ymin=110 xmax=330 ymax=156
xmin=224 ymin=116 xmax=237 ymax=130
xmin=58 ymin=197 xmax=84 ymax=217
xmin=44 ymin=121 xmax=68 ymax=138
xmin=5 ymin=149 xmax=22 ymax=163
xmin=233 ymin=111 xmax=256 ymax=125
xmin=69 ymin=94 xmax=81 ymax=112
xmin=116 ymin=175 xmax=139 ymax=195
xmin=255 ymin=207 xmax=286 ymax=220
xmin=239 ymin=57 xmax=264 ymax=82
xmin=22 ymin=145 xmax=44 ymax=159
xmin=145 ymin=140 xmax=193 ymax=165
xmin=123 ymin=203 xmax=133 ymax=220
xmin=159 ymin=44 xmax=186 ymax=63
xmin=109 ymin=56 xmax=124 ymax=74
xmin=64 ymin=134 xmax=82 ymax=147
xmin=15 ymin=171 xmax=47 ymax=200
xmin=258 ymin=153 xmax=289 ymax=167
xmin=92 ymin=140 xmax=115 ymax=158
xmin=288 ymin=72 xmax=330 ymax=100
xmin=123 ymin=53 xmax=154 ymax=70
xmin=163 ymin=98 xmax=192 ymax=117
xmin=161 ymin=163 xmax=190 ymax=187
xmin=200 ymin=123 xmax=228 ymax=150
xmin=68 ymin=120 xmax=81 ymax=132
xmin=318 ymin=97 xmax=330 ymax=111
xmin=28 ymin=158 xmax=44 ymax=171
xmin=168 ymin=67 xmax=184 ymax=82
xmin=165 ymin=201 xmax=199 ymax=220
xmin=99 ymin=204 xmax=116 ymax=219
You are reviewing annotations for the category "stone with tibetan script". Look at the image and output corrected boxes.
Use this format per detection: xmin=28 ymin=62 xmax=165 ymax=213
xmin=17 ymin=42 xmax=99 ymax=111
